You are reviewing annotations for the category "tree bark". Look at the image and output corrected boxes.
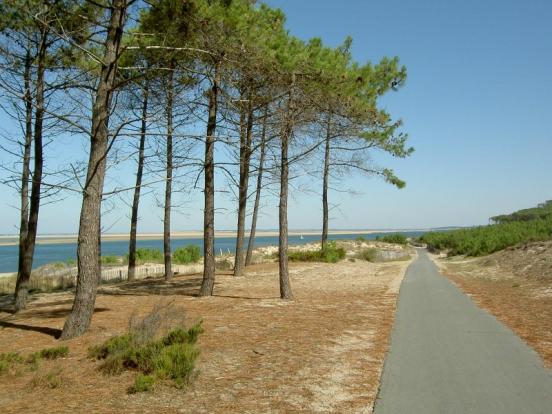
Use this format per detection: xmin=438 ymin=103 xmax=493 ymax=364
xmin=16 ymin=48 xmax=33 ymax=285
xmin=321 ymin=112 xmax=332 ymax=249
xmin=164 ymin=69 xmax=174 ymax=281
xmin=199 ymin=62 xmax=220 ymax=296
xmin=127 ymin=81 xmax=148 ymax=282
xmin=245 ymin=106 xmax=268 ymax=267
xmin=14 ymin=32 xmax=47 ymax=312
xmin=278 ymin=75 xmax=295 ymax=300
xmin=61 ymin=0 xmax=127 ymax=340
xmin=233 ymin=99 xmax=253 ymax=277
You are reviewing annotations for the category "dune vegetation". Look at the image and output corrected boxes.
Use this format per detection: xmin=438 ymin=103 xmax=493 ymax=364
xmin=421 ymin=202 xmax=552 ymax=256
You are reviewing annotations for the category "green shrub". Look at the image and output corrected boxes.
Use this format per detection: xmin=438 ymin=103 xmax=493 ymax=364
xmin=288 ymin=242 xmax=346 ymax=263
xmin=152 ymin=343 xmax=199 ymax=387
xmin=420 ymin=217 xmax=552 ymax=256
xmin=173 ymin=245 xmax=201 ymax=264
xmin=376 ymin=233 xmax=408 ymax=245
xmin=162 ymin=324 xmax=203 ymax=346
xmin=66 ymin=258 xmax=75 ymax=266
xmin=129 ymin=374 xmax=155 ymax=393
xmin=356 ymin=248 xmax=378 ymax=262
xmin=89 ymin=311 xmax=203 ymax=393
xmin=101 ymin=255 xmax=120 ymax=265
xmin=132 ymin=248 xmax=164 ymax=264
xmin=89 ymin=333 xmax=134 ymax=360
xmin=491 ymin=200 xmax=552 ymax=224
xmin=355 ymin=236 xmax=366 ymax=242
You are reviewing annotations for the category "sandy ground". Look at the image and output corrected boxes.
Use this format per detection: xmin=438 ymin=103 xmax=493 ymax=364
xmin=431 ymin=243 xmax=552 ymax=367
xmin=0 ymin=256 xmax=412 ymax=413
xmin=0 ymin=229 xmax=424 ymax=246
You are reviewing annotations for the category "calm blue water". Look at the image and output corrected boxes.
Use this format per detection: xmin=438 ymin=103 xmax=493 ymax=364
xmin=0 ymin=231 xmax=424 ymax=272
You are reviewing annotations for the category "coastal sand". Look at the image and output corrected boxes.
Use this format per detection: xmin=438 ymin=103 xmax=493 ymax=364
xmin=0 ymin=229 xmax=424 ymax=247
xmin=0 ymin=256 xmax=412 ymax=413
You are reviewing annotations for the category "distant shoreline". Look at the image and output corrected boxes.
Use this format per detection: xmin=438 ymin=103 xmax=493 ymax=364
xmin=0 ymin=229 xmax=426 ymax=247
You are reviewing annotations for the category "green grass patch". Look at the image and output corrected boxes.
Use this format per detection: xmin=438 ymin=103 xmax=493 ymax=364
xmin=1 ymin=346 xmax=69 ymax=376
xmin=129 ymin=374 xmax=155 ymax=393
xmin=38 ymin=346 xmax=69 ymax=360
xmin=173 ymin=245 xmax=201 ymax=264
xmin=288 ymin=242 xmax=346 ymax=263
xmin=0 ymin=352 xmax=24 ymax=375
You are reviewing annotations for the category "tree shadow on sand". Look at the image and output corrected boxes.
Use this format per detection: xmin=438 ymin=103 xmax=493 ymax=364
xmin=0 ymin=294 xmax=15 ymax=313
xmin=0 ymin=307 xmax=110 ymax=338
xmin=97 ymin=275 xmax=208 ymax=297
xmin=0 ymin=320 xmax=62 ymax=338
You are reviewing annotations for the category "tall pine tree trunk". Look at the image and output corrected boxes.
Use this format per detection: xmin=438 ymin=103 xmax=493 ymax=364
xmin=245 ymin=106 xmax=268 ymax=267
xmin=278 ymin=76 xmax=295 ymax=300
xmin=128 ymin=82 xmax=148 ymax=282
xmin=61 ymin=0 xmax=127 ymax=340
xmin=199 ymin=63 xmax=219 ymax=296
xmin=164 ymin=69 xmax=174 ymax=281
xmin=321 ymin=112 xmax=332 ymax=249
xmin=15 ymin=48 xmax=33 ymax=297
xmin=14 ymin=32 xmax=47 ymax=312
xmin=233 ymin=100 xmax=253 ymax=277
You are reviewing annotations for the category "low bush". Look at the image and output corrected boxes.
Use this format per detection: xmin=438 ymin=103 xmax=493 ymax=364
xmin=420 ymin=217 xmax=552 ymax=256
xmin=173 ymin=245 xmax=201 ymax=264
xmin=376 ymin=233 xmax=408 ymax=245
xmin=215 ymin=258 xmax=232 ymax=271
xmin=288 ymin=242 xmax=346 ymax=263
xmin=133 ymin=248 xmax=164 ymax=264
xmin=89 ymin=303 xmax=203 ymax=393
xmin=101 ymin=255 xmax=120 ymax=266
xmin=355 ymin=248 xmax=378 ymax=262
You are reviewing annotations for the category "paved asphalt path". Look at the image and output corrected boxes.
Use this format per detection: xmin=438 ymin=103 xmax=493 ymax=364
xmin=374 ymin=249 xmax=552 ymax=414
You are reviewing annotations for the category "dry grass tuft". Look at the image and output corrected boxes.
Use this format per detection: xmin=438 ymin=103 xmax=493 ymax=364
xmin=30 ymin=366 xmax=66 ymax=389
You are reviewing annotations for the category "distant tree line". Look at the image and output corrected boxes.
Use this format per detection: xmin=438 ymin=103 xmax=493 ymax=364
xmin=490 ymin=200 xmax=552 ymax=224
xmin=0 ymin=0 xmax=411 ymax=339
xmin=421 ymin=201 xmax=552 ymax=256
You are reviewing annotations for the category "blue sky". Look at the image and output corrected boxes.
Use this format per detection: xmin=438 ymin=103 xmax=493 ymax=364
xmin=263 ymin=0 xmax=552 ymax=226
xmin=0 ymin=0 xmax=551 ymax=234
